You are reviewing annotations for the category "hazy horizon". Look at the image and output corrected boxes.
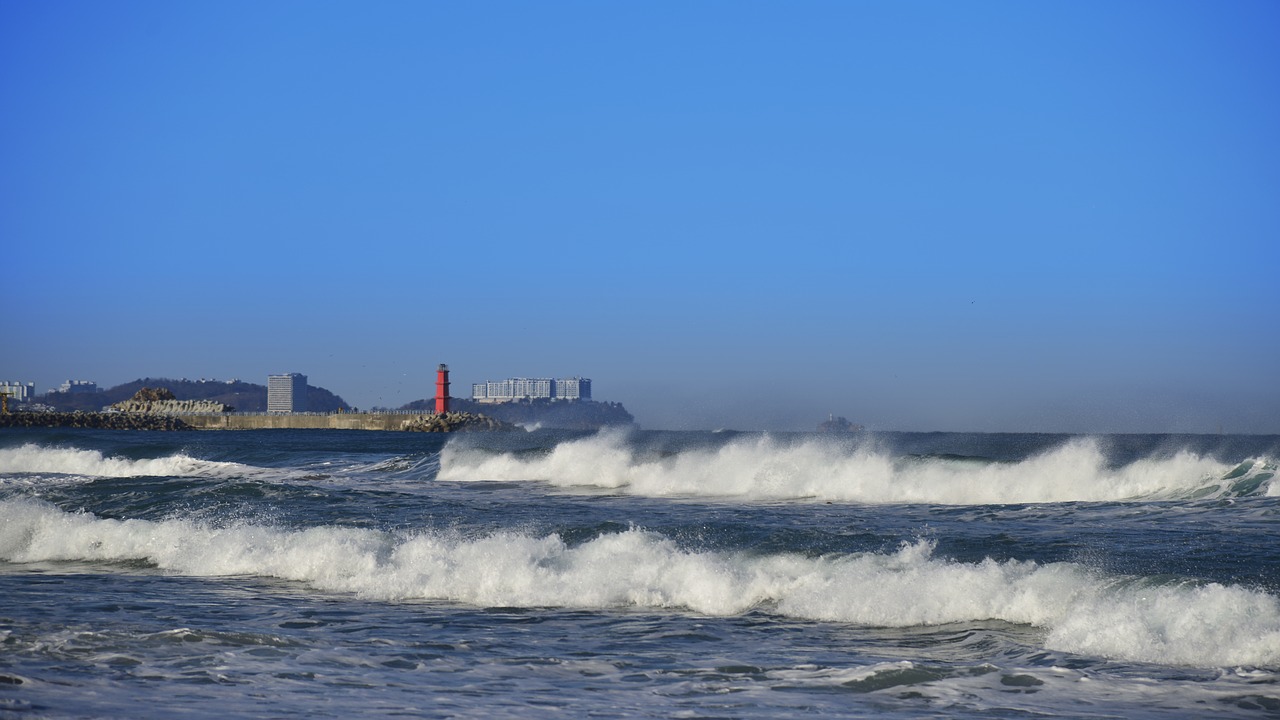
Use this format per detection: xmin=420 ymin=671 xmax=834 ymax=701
xmin=4 ymin=1 xmax=1278 ymax=434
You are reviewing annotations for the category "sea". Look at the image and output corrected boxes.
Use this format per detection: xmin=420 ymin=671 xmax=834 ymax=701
xmin=1 ymin=426 xmax=1278 ymax=719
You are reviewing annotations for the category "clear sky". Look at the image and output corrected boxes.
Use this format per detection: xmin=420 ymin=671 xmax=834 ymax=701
xmin=3 ymin=1 xmax=1277 ymax=433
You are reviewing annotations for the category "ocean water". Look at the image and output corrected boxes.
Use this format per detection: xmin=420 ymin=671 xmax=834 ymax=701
xmin=1 ymin=427 xmax=1278 ymax=719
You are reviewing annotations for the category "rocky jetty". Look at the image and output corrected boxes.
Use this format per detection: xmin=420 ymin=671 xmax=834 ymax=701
xmin=133 ymin=387 xmax=176 ymax=402
xmin=111 ymin=387 xmax=233 ymax=414
xmin=0 ymin=411 xmax=193 ymax=431
xmin=402 ymin=412 xmax=520 ymax=433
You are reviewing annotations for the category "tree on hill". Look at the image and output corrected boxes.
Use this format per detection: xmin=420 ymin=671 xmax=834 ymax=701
xmin=35 ymin=378 xmax=351 ymax=413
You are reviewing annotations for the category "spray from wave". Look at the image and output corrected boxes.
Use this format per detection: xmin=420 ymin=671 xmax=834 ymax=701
xmin=0 ymin=444 xmax=257 ymax=479
xmin=1 ymin=498 xmax=1276 ymax=668
xmin=439 ymin=431 xmax=1277 ymax=504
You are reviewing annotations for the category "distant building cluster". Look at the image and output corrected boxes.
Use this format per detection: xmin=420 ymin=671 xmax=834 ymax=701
xmin=472 ymin=377 xmax=591 ymax=403
xmin=6 ymin=373 xmax=316 ymax=413
xmin=10 ymin=366 xmax=592 ymax=415
xmin=58 ymin=380 xmax=100 ymax=394
xmin=268 ymin=373 xmax=308 ymax=413
xmin=1 ymin=381 xmax=35 ymax=402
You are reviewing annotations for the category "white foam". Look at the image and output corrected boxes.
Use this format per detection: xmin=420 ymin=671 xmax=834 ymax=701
xmin=0 ymin=443 xmax=256 ymax=479
xmin=1046 ymin=579 xmax=1280 ymax=667
xmin=439 ymin=432 xmax=1271 ymax=504
xmin=3 ymin=499 xmax=1277 ymax=668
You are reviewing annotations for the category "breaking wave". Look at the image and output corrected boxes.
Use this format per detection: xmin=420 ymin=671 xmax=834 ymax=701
xmin=439 ymin=431 xmax=1277 ymax=504
xmin=0 ymin=444 xmax=257 ymax=479
xmin=1 ymin=498 xmax=1276 ymax=668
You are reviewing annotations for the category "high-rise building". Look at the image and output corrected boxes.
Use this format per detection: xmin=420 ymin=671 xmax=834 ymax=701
xmin=267 ymin=373 xmax=307 ymax=413
xmin=554 ymin=377 xmax=591 ymax=401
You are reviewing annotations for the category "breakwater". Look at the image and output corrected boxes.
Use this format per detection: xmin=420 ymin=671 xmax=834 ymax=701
xmin=0 ymin=412 xmax=518 ymax=432
xmin=181 ymin=412 xmax=517 ymax=432
xmin=0 ymin=411 xmax=193 ymax=431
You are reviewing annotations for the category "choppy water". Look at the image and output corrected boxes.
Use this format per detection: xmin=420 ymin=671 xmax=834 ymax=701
xmin=1 ymin=427 xmax=1278 ymax=718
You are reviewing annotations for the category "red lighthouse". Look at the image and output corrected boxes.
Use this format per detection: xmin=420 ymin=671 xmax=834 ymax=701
xmin=434 ymin=364 xmax=450 ymax=415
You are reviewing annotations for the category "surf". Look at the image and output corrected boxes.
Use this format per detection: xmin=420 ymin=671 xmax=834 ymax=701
xmin=2 ymin=499 xmax=1276 ymax=669
xmin=439 ymin=431 xmax=1277 ymax=504
xmin=0 ymin=443 xmax=253 ymax=480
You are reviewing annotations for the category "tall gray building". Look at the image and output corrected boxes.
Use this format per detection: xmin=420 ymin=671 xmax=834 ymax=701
xmin=267 ymin=373 xmax=307 ymax=413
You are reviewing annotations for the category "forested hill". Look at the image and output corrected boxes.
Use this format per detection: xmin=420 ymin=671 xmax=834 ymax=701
xmin=393 ymin=397 xmax=634 ymax=430
xmin=35 ymin=379 xmax=351 ymax=413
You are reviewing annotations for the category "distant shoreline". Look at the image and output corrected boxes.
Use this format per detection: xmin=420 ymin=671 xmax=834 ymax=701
xmin=0 ymin=411 xmax=518 ymax=432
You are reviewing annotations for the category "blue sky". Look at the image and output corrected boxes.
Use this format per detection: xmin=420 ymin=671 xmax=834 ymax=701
xmin=3 ymin=1 xmax=1277 ymax=432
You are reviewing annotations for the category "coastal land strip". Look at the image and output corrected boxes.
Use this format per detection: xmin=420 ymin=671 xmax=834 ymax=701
xmin=0 ymin=411 xmax=519 ymax=433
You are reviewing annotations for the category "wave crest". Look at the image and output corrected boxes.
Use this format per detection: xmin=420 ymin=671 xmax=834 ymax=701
xmin=0 ymin=444 xmax=254 ymax=479
xmin=439 ymin=432 xmax=1275 ymax=504
xmin=2 ymin=499 xmax=1276 ymax=668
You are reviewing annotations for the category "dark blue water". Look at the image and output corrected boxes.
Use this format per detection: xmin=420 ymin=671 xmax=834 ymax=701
xmin=2 ymin=428 xmax=1278 ymax=718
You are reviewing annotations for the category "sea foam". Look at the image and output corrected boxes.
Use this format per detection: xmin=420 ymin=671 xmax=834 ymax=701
xmin=2 ymin=499 xmax=1276 ymax=668
xmin=439 ymin=431 xmax=1275 ymax=504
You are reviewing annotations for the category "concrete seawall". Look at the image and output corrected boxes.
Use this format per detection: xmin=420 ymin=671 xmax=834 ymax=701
xmin=179 ymin=413 xmax=427 ymax=431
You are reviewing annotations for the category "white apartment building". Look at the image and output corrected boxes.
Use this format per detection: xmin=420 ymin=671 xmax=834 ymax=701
xmin=267 ymin=373 xmax=307 ymax=413
xmin=554 ymin=377 xmax=591 ymax=401
xmin=0 ymin=382 xmax=35 ymax=402
xmin=472 ymin=376 xmax=592 ymax=403
xmin=58 ymin=380 xmax=99 ymax=394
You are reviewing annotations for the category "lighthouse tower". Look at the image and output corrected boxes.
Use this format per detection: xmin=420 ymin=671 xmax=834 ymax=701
xmin=435 ymin=364 xmax=451 ymax=414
